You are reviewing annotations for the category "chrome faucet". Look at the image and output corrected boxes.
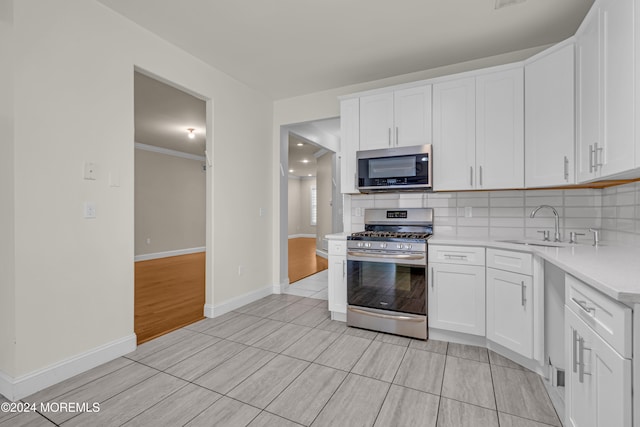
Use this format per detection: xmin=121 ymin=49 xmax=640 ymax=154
xmin=530 ymin=205 xmax=561 ymax=242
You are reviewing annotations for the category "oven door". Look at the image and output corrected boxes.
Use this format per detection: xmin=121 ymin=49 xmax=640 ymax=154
xmin=346 ymin=251 xmax=426 ymax=315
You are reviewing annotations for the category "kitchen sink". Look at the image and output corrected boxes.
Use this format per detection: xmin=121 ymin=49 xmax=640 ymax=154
xmin=496 ymin=239 xmax=571 ymax=248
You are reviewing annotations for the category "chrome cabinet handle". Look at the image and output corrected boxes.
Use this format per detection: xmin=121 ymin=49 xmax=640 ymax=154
xmin=572 ymin=329 xmax=579 ymax=373
xmin=388 ymin=128 xmax=392 ymax=147
xmin=479 ymin=165 xmax=483 ymax=187
xmin=342 ymin=260 xmax=346 ymax=278
xmin=594 ymin=142 xmax=603 ymax=169
xmin=444 ymin=254 xmax=468 ymax=260
xmin=430 ymin=267 xmax=434 ymax=289
xmin=521 ymin=281 xmax=526 ymax=306
xmin=395 ymin=127 xmax=399 ymax=146
xmin=578 ymin=336 xmax=592 ymax=383
xmin=470 ymin=166 xmax=473 ymax=186
xmin=589 ymin=144 xmax=594 ymax=173
xmin=571 ymin=297 xmax=595 ymax=314
xmin=564 ymin=156 xmax=569 ymax=181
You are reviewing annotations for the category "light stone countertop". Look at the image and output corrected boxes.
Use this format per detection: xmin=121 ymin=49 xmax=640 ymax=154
xmin=326 ymin=233 xmax=349 ymax=240
xmin=429 ymin=235 xmax=640 ymax=305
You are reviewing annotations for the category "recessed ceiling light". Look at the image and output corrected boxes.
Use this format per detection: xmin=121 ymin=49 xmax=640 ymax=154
xmin=308 ymin=174 xmax=312 ymax=177
xmin=302 ymin=159 xmax=309 ymax=163
xmin=297 ymin=143 xmax=303 ymax=147
xmin=289 ymin=169 xmax=294 ymax=173
xmin=495 ymin=0 xmax=526 ymax=9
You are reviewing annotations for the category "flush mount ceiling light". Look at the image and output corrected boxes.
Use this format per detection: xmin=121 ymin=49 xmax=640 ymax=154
xmin=289 ymin=169 xmax=294 ymax=173
xmin=297 ymin=143 xmax=303 ymax=146
xmin=187 ymin=128 xmax=196 ymax=139
xmin=495 ymin=0 xmax=526 ymax=9
xmin=302 ymin=159 xmax=309 ymax=163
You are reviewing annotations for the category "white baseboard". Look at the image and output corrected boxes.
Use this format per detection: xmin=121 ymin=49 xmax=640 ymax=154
xmin=135 ymin=247 xmax=205 ymax=262
xmin=0 ymin=334 xmax=136 ymax=402
xmin=288 ymin=234 xmax=316 ymax=239
xmin=316 ymin=249 xmax=328 ymax=259
xmin=204 ymin=285 xmax=273 ymax=318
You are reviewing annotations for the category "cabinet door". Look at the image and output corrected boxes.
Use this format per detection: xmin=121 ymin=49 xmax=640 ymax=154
xmin=486 ymin=268 xmax=533 ymax=358
xmin=359 ymin=92 xmax=394 ymax=150
xmin=328 ymin=255 xmax=346 ymax=314
xmin=565 ymin=307 xmax=632 ymax=427
xmin=476 ymin=68 xmax=524 ymax=190
xmin=432 ymin=77 xmax=476 ymax=191
xmin=429 ymin=263 xmax=485 ymax=336
xmin=599 ymin=0 xmax=635 ymax=177
xmin=394 ymin=85 xmax=432 ymax=147
xmin=576 ymin=5 xmax=601 ymax=183
xmin=565 ymin=307 xmax=596 ymax=427
xmin=340 ymin=98 xmax=360 ymax=193
xmin=525 ymin=44 xmax=575 ymax=187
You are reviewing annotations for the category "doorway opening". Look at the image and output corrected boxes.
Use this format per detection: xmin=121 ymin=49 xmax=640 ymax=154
xmin=133 ymin=71 xmax=207 ymax=344
xmin=280 ymin=118 xmax=343 ymax=298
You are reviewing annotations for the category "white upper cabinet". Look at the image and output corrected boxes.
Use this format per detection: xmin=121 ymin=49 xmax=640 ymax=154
xmin=433 ymin=67 xmax=523 ymax=191
xmin=340 ymin=98 xmax=360 ymax=193
xmin=476 ymin=68 xmax=524 ymax=190
xmin=359 ymin=85 xmax=432 ymax=151
xmin=433 ymin=77 xmax=476 ymax=191
xmin=525 ymin=43 xmax=575 ymax=187
xmin=394 ymin=86 xmax=433 ymax=147
xmin=359 ymin=92 xmax=395 ymax=150
xmin=577 ymin=0 xmax=635 ymax=182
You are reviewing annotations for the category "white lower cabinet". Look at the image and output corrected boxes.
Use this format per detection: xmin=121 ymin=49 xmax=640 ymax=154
xmin=565 ymin=307 xmax=632 ymax=427
xmin=486 ymin=268 xmax=533 ymax=358
xmin=327 ymin=240 xmax=347 ymax=316
xmin=565 ymin=274 xmax=632 ymax=427
xmin=429 ymin=246 xmax=486 ymax=336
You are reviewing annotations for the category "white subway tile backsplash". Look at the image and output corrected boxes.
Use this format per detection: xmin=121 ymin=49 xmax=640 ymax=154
xmin=346 ymin=181 xmax=640 ymax=241
xmin=489 ymin=217 xmax=525 ymax=228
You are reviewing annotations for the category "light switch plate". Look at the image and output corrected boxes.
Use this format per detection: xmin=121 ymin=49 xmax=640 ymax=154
xmin=109 ymin=169 xmax=120 ymax=187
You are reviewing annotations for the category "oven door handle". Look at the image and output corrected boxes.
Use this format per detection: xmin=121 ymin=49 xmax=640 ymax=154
xmin=347 ymin=251 xmax=424 ymax=260
xmin=348 ymin=306 xmax=424 ymax=322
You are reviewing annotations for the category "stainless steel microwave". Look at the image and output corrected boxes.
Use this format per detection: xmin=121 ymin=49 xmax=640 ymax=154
xmin=357 ymin=144 xmax=432 ymax=193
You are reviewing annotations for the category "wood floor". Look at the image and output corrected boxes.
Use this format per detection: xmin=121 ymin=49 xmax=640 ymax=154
xmin=135 ymin=252 xmax=205 ymax=344
xmin=288 ymin=237 xmax=328 ymax=284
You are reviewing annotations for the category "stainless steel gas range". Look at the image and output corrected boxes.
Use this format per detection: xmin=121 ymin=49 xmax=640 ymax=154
xmin=346 ymin=208 xmax=433 ymax=340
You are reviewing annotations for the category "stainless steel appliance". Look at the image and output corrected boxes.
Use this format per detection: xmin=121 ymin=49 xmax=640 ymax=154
xmin=346 ymin=208 xmax=433 ymax=340
xmin=357 ymin=144 xmax=432 ymax=193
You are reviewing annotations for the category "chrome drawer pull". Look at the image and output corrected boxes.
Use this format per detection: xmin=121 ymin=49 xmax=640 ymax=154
xmin=521 ymin=281 xmax=526 ymax=307
xmin=571 ymin=297 xmax=595 ymax=314
xmin=444 ymin=254 xmax=468 ymax=260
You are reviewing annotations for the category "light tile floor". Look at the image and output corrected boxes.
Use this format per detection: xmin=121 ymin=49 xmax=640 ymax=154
xmin=284 ymin=270 xmax=328 ymax=300
xmin=1 ymin=293 xmax=563 ymax=427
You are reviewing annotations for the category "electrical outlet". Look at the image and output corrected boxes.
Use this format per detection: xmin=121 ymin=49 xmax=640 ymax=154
xmin=83 ymin=162 xmax=97 ymax=180
xmin=464 ymin=206 xmax=473 ymax=218
xmin=83 ymin=202 xmax=96 ymax=219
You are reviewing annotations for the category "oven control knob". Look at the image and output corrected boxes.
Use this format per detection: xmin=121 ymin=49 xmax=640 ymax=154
xmin=406 ymin=244 xmax=412 ymax=249
xmin=380 ymin=243 xmax=387 ymax=249
xmin=357 ymin=242 xmax=364 ymax=248
xmin=364 ymin=242 xmax=371 ymax=248
xmin=397 ymin=244 xmax=404 ymax=249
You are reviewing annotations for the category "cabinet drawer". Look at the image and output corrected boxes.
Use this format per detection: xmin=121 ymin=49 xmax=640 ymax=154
xmin=328 ymin=240 xmax=346 ymax=255
xmin=487 ymin=248 xmax=532 ymax=275
xmin=565 ymin=274 xmax=632 ymax=358
xmin=429 ymin=245 xmax=485 ymax=266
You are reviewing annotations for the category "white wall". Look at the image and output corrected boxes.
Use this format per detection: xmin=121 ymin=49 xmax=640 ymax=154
xmin=0 ymin=0 xmax=16 ymax=383
xmin=135 ymin=149 xmax=205 ymax=256
xmin=5 ymin=0 xmax=273 ymax=388
xmin=272 ymin=45 xmax=552 ymax=286
xmin=288 ymin=177 xmax=316 ymax=236
xmin=316 ymin=152 xmax=333 ymax=250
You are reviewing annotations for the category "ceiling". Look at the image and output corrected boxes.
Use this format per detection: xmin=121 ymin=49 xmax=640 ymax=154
xmin=287 ymin=118 xmax=340 ymax=177
xmin=134 ymin=71 xmax=206 ymax=156
xmin=101 ymin=0 xmax=592 ymax=100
